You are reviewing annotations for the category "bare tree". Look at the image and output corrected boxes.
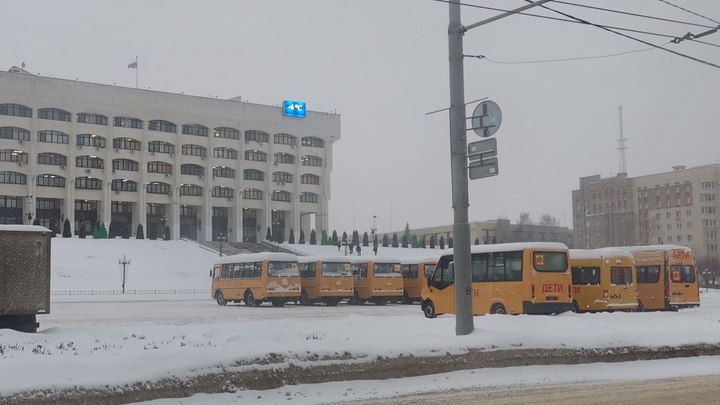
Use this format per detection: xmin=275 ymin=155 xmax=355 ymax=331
xmin=538 ymin=214 xmax=559 ymax=227
xmin=517 ymin=212 xmax=534 ymax=225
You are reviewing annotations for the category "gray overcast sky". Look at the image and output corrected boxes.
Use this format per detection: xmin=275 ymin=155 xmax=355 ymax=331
xmin=4 ymin=0 xmax=719 ymax=235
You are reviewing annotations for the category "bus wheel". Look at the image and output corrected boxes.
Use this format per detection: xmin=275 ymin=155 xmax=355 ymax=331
xmin=491 ymin=304 xmax=507 ymax=315
xmin=351 ymin=292 xmax=362 ymax=305
xmin=215 ymin=290 xmax=227 ymax=306
xmin=244 ymin=290 xmax=256 ymax=307
xmin=271 ymin=299 xmax=285 ymax=307
xmin=325 ymin=298 xmax=339 ymax=306
xmin=422 ymin=301 xmax=437 ymax=319
xmin=300 ymin=290 xmax=311 ymax=306
xmin=636 ymin=302 xmax=645 ymax=312
xmin=572 ymin=301 xmax=580 ymax=313
xmin=401 ymin=291 xmax=411 ymax=305
xmin=375 ymin=298 xmax=387 ymax=306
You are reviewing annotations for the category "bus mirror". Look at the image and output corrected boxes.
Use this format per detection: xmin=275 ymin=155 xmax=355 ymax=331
xmin=426 ymin=275 xmax=432 ymax=288
xmin=209 ymin=269 xmax=212 ymax=278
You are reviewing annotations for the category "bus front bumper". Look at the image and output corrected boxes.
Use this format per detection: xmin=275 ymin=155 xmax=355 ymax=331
xmin=522 ymin=301 xmax=574 ymax=315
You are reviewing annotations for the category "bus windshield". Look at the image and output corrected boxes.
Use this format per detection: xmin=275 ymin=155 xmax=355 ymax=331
xmin=374 ymin=263 xmax=401 ymax=277
xmin=321 ymin=262 xmax=352 ymax=277
xmin=533 ymin=251 xmax=568 ymax=272
xmin=268 ymin=261 xmax=299 ymax=277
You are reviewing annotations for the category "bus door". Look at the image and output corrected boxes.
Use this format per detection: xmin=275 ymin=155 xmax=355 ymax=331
xmin=668 ymin=263 xmax=699 ymax=307
xmin=428 ymin=261 xmax=455 ymax=314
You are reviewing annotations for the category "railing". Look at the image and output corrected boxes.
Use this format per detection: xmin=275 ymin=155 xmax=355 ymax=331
xmin=51 ymin=289 xmax=210 ymax=296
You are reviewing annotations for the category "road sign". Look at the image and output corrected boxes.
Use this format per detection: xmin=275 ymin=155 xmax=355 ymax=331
xmin=469 ymin=157 xmax=498 ymax=180
xmin=470 ymin=100 xmax=502 ymax=137
xmin=283 ymin=100 xmax=307 ymax=118
xmin=468 ymin=137 xmax=497 ymax=161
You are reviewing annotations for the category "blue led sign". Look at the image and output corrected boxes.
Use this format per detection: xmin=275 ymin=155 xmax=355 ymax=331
xmin=283 ymin=100 xmax=306 ymax=118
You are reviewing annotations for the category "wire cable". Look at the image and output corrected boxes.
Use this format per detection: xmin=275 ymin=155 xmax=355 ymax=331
xmin=465 ymin=43 xmax=668 ymax=65
xmin=552 ymin=0 xmax=715 ymax=29
xmin=526 ymin=1 xmax=720 ymax=69
xmin=429 ymin=0 xmax=718 ymax=45
xmin=658 ymin=0 xmax=720 ymax=25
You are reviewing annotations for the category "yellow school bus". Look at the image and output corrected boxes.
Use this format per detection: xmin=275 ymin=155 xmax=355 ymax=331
xmin=211 ymin=252 xmax=300 ymax=307
xmin=297 ymin=256 xmax=354 ymax=306
xmin=623 ymin=245 xmax=700 ymax=311
xmin=400 ymin=258 xmax=438 ymax=304
xmin=421 ymin=242 xmax=573 ymax=317
xmin=569 ymin=248 xmax=638 ymax=313
xmin=349 ymin=257 xmax=403 ymax=305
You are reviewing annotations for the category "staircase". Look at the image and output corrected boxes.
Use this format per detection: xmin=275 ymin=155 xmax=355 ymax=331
xmin=185 ymin=239 xmax=304 ymax=256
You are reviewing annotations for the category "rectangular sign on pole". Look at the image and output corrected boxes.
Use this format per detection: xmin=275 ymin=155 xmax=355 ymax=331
xmin=469 ymin=157 xmax=499 ymax=179
xmin=468 ymin=138 xmax=497 ymax=161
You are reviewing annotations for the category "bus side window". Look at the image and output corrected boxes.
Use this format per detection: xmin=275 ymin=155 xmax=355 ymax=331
xmin=472 ymin=254 xmax=488 ymax=282
xmin=254 ymin=262 xmax=262 ymax=278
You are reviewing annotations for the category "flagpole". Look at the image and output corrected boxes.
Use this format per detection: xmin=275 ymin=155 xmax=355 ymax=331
xmin=135 ymin=56 xmax=138 ymax=89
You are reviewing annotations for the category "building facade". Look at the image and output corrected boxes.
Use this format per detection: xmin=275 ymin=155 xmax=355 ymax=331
xmin=382 ymin=219 xmax=574 ymax=248
xmin=0 ymin=67 xmax=340 ymax=242
xmin=572 ymin=164 xmax=720 ymax=262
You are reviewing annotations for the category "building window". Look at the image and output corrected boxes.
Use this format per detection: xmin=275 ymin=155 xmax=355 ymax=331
xmin=76 ymin=155 xmax=104 ymax=169
xmin=211 ymin=186 xmax=233 ymax=198
xmin=0 ymin=127 xmax=30 ymax=141
xmin=113 ymin=116 xmax=143 ymax=129
xmin=701 ymin=194 xmax=717 ymax=202
xmin=74 ymin=176 xmax=102 ymax=190
xmin=77 ymin=134 xmax=106 ymax=148
xmin=272 ymin=171 xmax=293 ymax=184
xmin=274 ymin=133 xmax=297 ymax=146
xmin=36 ymin=174 xmax=65 ymax=187
xmin=38 ymin=130 xmax=69 ymax=144
xmin=274 ymin=152 xmax=295 ymax=165
xmin=688 ymin=234 xmax=693 ymax=241
xmin=213 ymin=147 xmax=238 ymax=160
xmin=181 ymin=144 xmax=206 ymax=157
xmin=148 ymin=141 xmax=175 ymax=155
xmin=112 ymin=159 xmax=139 ymax=172
xmin=181 ymin=164 xmax=204 ymax=176
xmin=0 ymin=149 xmax=28 ymax=164
xmin=245 ymin=130 xmax=269 ymax=143
xmin=271 ymin=190 xmax=291 ymax=202
xmin=0 ymin=171 xmax=26 ymax=184
xmin=301 ymin=173 xmax=320 ymax=185
xmin=38 ymin=108 xmax=71 ymax=122
xmin=214 ymin=127 xmax=239 ymax=139
xmin=182 ymin=124 xmax=209 ymax=137
xmin=148 ymin=120 xmax=177 ymax=133
xmin=76 ymin=113 xmax=108 ymax=126
xmin=244 ymin=169 xmax=264 ymax=181
xmin=213 ymin=166 xmax=235 ymax=178
xmin=0 ymin=103 xmax=32 ymax=118
xmin=113 ymin=137 xmax=142 ymax=151
xmin=301 ymin=136 xmax=324 ymax=148
xmin=146 ymin=182 xmax=171 ymax=194
xmin=179 ymin=184 xmax=203 ymax=196
xmin=37 ymin=152 xmax=67 ymax=167
xmin=111 ymin=179 xmax=137 ymax=192
xmin=243 ymin=188 xmax=263 ymax=200
xmin=245 ymin=150 xmax=266 ymax=162
xmin=299 ymin=192 xmax=318 ymax=203
xmin=148 ymin=161 xmax=173 ymax=174
xmin=301 ymin=155 xmax=322 ymax=167
xmin=702 ymin=181 xmax=715 ymax=189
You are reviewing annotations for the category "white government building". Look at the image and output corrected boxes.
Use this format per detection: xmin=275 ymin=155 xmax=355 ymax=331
xmin=0 ymin=66 xmax=340 ymax=242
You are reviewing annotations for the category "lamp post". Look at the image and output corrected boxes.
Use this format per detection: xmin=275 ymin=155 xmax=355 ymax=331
xmin=446 ymin=0 xmax=552 ymax=335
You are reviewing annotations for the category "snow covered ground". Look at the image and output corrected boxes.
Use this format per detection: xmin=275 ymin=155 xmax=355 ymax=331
xmin=1 ymin=238 xmax=719 ymax=402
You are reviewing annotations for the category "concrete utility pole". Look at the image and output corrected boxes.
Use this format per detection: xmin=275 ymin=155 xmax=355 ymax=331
xmin=446 ymin=0 xmax=552 ymax=336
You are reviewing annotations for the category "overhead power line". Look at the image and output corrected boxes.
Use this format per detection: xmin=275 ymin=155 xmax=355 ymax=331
xmin=429 ymin=0 xmax=720 ymax=48
xmin=658 ymin=0 xmax=720 ymax=25
xmin=526 ymin=1 xmax=720 ymax=70
xmin=465 ymin=43 xmax=667 ymax=65
xmin=552 ymin=0 xmax=715 ymax=29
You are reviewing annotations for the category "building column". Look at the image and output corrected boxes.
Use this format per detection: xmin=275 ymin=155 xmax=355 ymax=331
xmin=234 ymin=199 xmax=243 ymax=243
